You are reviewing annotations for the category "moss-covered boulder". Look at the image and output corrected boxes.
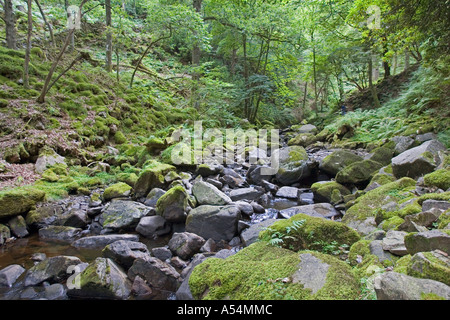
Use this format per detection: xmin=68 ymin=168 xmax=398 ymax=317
xmin=288 ymin=133 xmax=318 ymax=147
xmin=391 ymin=139 xmax=446 ymax=179
xmin=0 ymin=224 xmax=11 ymax=245
xmin=319 ymin=150 xmax=363 ymax=177
xmin=404 ymin=230 xmax=450 ymax=255
xmin=103 ymin=182 xmax=132 ymax=201
xmin=423 ymin=169 xmax=450 ymax=191
xmin=0 ymin=187 xmax=46 ymax=219
xmin=311 ymin=181 xmax=351 ymax=204
xmin=335 ymin=160 xmax=383 ymax=185
xmin=369 ymin=146 xmax=394 ymax=166
xmin=156 ymin=185 xmax=189 ymax=223
xmin=259 ymin=213 xmax=360 ymax=252
xmin=342 ymin=178 xmax=417 ymax=234
xmin=189 ymin=242 xmax=360 ymax=300
xmin=133 ymin=162 xmax=175 ymax=198
xmin=274 ymin=146 xmax=310 ymax=186
xmin=407 ymin=250 xmax=450 ymax=286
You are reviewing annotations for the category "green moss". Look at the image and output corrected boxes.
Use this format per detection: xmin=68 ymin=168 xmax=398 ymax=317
xmin=421 ymin=293 xmax=446 ymax=300
xmin=114 ymin=131 xmax=127 ymax=144
xmin=335 ymin=160 xmax=383 ymax=185
xmin=417 ymin=191 xmax=450 ymax=205
xmin=370 ymin=146 xmax=394 ymax=166
xmin=116 ymin=172 xmax=138 ymax=188
xmin=393 ymin=255 xmax=412 ymax=274
xmin=103 ymin=182 xmax=132 ymax=201
xmin=311 ymin=181 xmax=351 ymax=204
xmin=343 ymin=178 xmax=417 ymax=224
xmin=0 ymin=187 xmax=46 ymax=218
xmin=423 ymin=169 xmax=450 ymax=190
xmin=348 ymin=240 xmax=371 ymax=266
xmin=380 ymin=216 xmax=405 ymax=231
xmin=189 ymin=242 xmax=360 ymax=300
xmin=436 ymin=210 xmax=450 ymax=229
xmin=41 ymin=169 xmax=59 ymax=182
xmin=369 ymin=173 xmax=396 ymax=186
xmin=259 ymin=213 xmax=360 ymax=252
xmin=407 ymin=251 xmax=450 ymax=286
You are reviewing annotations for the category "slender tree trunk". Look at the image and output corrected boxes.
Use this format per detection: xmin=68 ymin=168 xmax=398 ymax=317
xmin=37 ymin=0 xmax=88 ymax=103
xmin=311 ymin=32 xmax=318 ymax=115
xmin=65 ymin=0 xmax=75 ymax=52
xmin=105 ymin=0 xmax=112 ymax=72
xmin=192 ymin=0 xmax=202 ymax=80
xmin=35 ymin=0 xmax=55 ymax=47
xmin=302 ymin=82 xmax=308 ymax=111
xmin=4 ymin=0 xmax=17 ymax=50
xmin=24 ymin=0 xmax=33 ymax=89
xmin=404 ymin=49 xmax=410 ymax=71
xmin=368 ymin=55 xmax=382 ymax=109
xmin=243 ymin=34 xmax=250 ymax=120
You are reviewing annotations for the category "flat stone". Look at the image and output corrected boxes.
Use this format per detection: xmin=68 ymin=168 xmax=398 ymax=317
xmin=276 ymin=186 xmax=300 ymax=199
xmin=71 ymin=234 xmax=139 ymax=249
xmin=292 ymin=253 xmax=330 ymax=294
xmin=0 ymin=264 xmax=26 ymax=287
xmin=382 ymin=230 xmax=408 ymax=256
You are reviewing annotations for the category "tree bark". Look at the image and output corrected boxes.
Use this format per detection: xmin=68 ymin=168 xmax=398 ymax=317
xmin=105 ymin=0 xmax=112 ymax=72
xmin=35 ymin=0 xmax=55 ymax=47
xmin=24 ymin=0 xmax=33 ymax=89
xmin=368 ymin=55 xmax=382 ymax=109
xmin=4 ymin=0 xmax=16 ymax=49
xmin=192 ymin=0 xmax=202 ymax=81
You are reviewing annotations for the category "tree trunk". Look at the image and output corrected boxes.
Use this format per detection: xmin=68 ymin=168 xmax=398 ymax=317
xmin=4 ymin=0 xmax=17 ymax=50
xmin=404 ymin=49 xmax=410 ymax=71
xmin=243 ymin=33 xmax=250 ymax=120
xmin=192 ymin=0 xmax=202 ymax=81
xmin=105 ymin=0 xmax=112 ymax=72
xmin=311 ymin=32 xmax=318 ymax=115
xmin=35 ymin=0 xmax=55 ymax=47
xmin=24 ymin=0 xmax=33 ymax=89
xmin=65 ymin=0 xmax=75 ymax=52
xmin=368 ymin=55 xmax=382 ymax=109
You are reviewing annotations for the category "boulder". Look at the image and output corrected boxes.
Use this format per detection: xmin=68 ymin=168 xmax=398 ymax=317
xmin=103 ymin=182 xmax=132 ymax=201
xmin=196 ymin=163 xmax=223 ymax=177
xmin=279 ymin=203 xmax=341 ymax=220
xmin=133 ymin=162 xmax=175 ymax=198
xmin=25 ymin=204 xmax=64 ymax=229
xmin=102 ymin=240 xmax=151 ymax=269
xmin=407 ymin=250 xmax=450 ymax=286
xmin=101 ymin=200 xmax=150 ymax=233
xmin=229 ymin=187 xmax=264 ymax=202
xmin=7 ymin=215 xmax=29 ymax=238
xmin=35 ymin=149 xmax=65 ymax=174
xmin=240 ymin=219 xmax=277 ymax=247
xmin=67 ymin=257 xmax=132 ymax=300
xmin=246 ymin=166 xmax=273 ymax=185
xmin=128 ymin=256 xmax=181 ymax=299
xmin=311 ymin=181 xmax=351 ymax=204
xmin=192 ymin=181 xmax=232 ymax=205
xmin=156 ymin=185 xmax=189 ymax=223
xmin=391 ymin=140 xmax=446 ymax=179
xmin=0 ymin=264 xmax=26 ymax=287
xmin=335 ymin=160 xmax=383 ymax=185
xmin=274 ymin=146 xmax=311 ymax=186
xmin=168 ymin=232 xmax=206 ymax=260
xmin=63 ymin=209 xmax=89 ymax=229
xmin=144 ymin=188 xmax=166 ymax=207
xmin=0 ymin=188 xmax=46 ymax=219
xmin=39 ymin=226 xmax=82 ymax=242
xmin=405 ymin=230 xmax=450 ymax=255
xmin=136 ymin=216 xmax=171 ymax=238
xmin=391 ymin=136 xmax=416 ymax=156
xmin=0 ymin=224 xmax=10 ymax=245
xmin=71 ymin=234 xmax=139 ymax=249
xmin=319 ymin=150 xmax=363 ymax=177
xmin=295 ymin=124 xmax=318 ymax=134
xmin=382 ymin=230 xmax=408 ymax=256
xmin=151 ymin=247 xmax=172 ymax=261
xmin=288 ymin=133 xmax=317 ymax=147
xmin=188 ymin=242 xmax=360 ymax=300
xmin=185 ymin=205 xmax=241 ymax=242
xmin=44 ymin=283 xmax=68 ymax=300
xmin=24 ymin=255 xmax=82 ymax=286
xmin=374 ymin=271 xmax=450 ymax=300
xmin=276 ymin=186 xmax=300 ymax=199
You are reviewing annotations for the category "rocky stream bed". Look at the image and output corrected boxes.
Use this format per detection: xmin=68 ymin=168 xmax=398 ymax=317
xmin=0 ymin=125 xmax=449 ymax=300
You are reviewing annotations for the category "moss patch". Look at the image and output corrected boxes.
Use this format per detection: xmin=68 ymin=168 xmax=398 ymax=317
xmin=423 ymin=169 xmax=450 ymax=190
xmin=189 ymin=242 xmax=360 ymax=300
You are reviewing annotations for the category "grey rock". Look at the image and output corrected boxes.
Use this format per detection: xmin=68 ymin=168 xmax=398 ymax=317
xmin=71 ymin=234 xmax=139 ymax=249
xmin=369 ymin=240 xmax=395 ymax=264
xmin=292 ymin=253 xmax=330 ymax=294
xmin=35 ymin=151 xmax=65 ymax=174
xmin=44 ymin=283 xmax=68 ymax=300
xmin=168 ymin=232 xmax=206 ymax=260
xmin=24 ymin=255 xmax=82 ymax=286
xmin=185 ymin=205 xmax=241 ymax=242
xmin=39 ymin=226 xmax=82 ymax=242
xmin=279 ymin=203 xmax=341 ymax=219
xmin=102 ymin=240 xmax=151 ymax=269
xmin=144 ymin=188 xmax=166 ymax=207
xmin=276 ymin=186 xmax=300 ymax=199
xmin=192 ymin=181 xmax=232 ymax=205
xmin=391 ymin=139 xmax=446 ymax=179
xmin=422 ymin=200 xmax=450 ymax=212
xmin=128 ymin=256 xmax=181 ymax=299
xmin=68 ymin=257 xmax=132 ymax=300
xmin=7 ymin=215 xmax=29 ymax=238
xmin=405 ymin=229 xmax=450 ymax=255
xmin=63 ymin=209 xmax=88 ymax=228
xmin=136 ymin=216 xmax=171 ymax=238
xmin=229 ymin=187 xmax=264 ymax=202
xmin=101 ymin=200 xmax=150 ymax=233
xmin=240 ymin=219 xmax=277 ymax=247
xmin=382 ymin=230 xmax=408 ymax=256
xmin=235 ymin=201 xmax=254 ymax=216
xmin=391 ymin=136 xmax=415 ymax=156
xmin=151 ymin=247 xmax=172 ymax=261
xmin=0 ymin=264 xmax=26 ymax=287
xmin=374 ymin=271 xmax=450 ymax=300
xmin=0 ymin=224 xmax=10 ymax=245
